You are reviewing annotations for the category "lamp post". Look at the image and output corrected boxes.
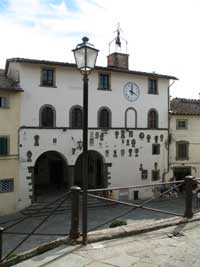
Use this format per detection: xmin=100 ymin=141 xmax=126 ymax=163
xmin=73 ymin=37 xmax=99 ymax=245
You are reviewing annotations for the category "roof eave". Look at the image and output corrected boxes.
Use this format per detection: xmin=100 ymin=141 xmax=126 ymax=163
xmin=5 ymin=58 xmax=178 ymax=80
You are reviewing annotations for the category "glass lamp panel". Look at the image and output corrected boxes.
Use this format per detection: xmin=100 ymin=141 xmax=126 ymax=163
xmin=86 ymin=47 xmax=98 ymax=69
xmin=74 ymin=47 xmax=86 ymax=70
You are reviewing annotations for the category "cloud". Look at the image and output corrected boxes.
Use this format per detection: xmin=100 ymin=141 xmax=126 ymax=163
xmin=0 ymin=0 xmax=200 ymax=98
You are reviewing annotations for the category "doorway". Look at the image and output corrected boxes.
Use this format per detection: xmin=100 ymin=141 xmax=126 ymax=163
xmin=75 ymin=150 xmax=106 ymax=189
xmin=34 ymin=151 xmax=68 ymax=200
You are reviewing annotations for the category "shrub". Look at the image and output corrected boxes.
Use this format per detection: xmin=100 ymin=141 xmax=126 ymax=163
xmin=109 ymin=219 xmax=127 ymax=228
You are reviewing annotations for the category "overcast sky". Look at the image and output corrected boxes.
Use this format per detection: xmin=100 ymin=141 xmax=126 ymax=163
xmin=0 ymin=0 xmax=199 ymax=99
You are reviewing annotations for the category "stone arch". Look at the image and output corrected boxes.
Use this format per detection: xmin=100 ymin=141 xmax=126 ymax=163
xmin=125 ymin=107 xmax=137 ymax=128
xmin=74 ymin=150 xmax=106 ymax=189
xmin=33 ymin=150 xmax=68 ymax=200
xmin=39 ymin=104 xmax=56 ymax=128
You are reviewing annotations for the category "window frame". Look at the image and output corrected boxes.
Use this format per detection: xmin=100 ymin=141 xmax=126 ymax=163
xmin=0 ymin=178 xmax=14 ymax=193
xmin=69 ymin=105 xmax=83 ymax=129
xmin=98 ymin=72 xmax=111 ymax=91
xmin=148 ymin=77 xmax=158 ymax=95
xmin=176 ymin=141 xmax=189 ymax=160
xmin=152 ymin=144 xmax=160 ymax=155
xmin=176 ymin=119 xmax=188 ymax=130
xmin=147 ymin=109 xmax=159 ymax=129
xmin=97 ymin=107 xmax=112 ymax=129
xmin=0 ymin=96 xmax=9 ymax=109
xmin=152 ymin=170 xmax=160 ymax=181
xmin=141 ymin=170 xmax=148 ymax=180
xmin=39 ymin=105 xmax=56 ymax=128
xmin=0 ymin=136 xmax=9 ymax=156
xmin=40 ymin=68 xmax=56 ymax=87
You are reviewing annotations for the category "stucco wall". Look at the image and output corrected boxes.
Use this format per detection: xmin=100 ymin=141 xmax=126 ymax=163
xmin=0 ymin=90 xmax=21 ymax=214
xmin=7 ymin=61 xmax=170 ymax=210
xmin=169 ymin=115 xmax=200 ymax=179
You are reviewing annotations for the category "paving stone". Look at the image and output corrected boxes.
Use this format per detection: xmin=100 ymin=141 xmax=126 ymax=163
xmin=102 ymin=253 xmax=139 ymax=267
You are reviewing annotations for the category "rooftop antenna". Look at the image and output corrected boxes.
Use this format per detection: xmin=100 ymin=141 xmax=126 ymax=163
xmin=109 ymin=23 xmax=128 ymax=54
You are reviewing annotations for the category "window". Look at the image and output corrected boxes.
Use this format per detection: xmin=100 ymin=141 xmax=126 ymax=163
xmin=98 ymin=107 xmax=111 ymax=128
xmin=70 ymin=106 xmax=82 ymax=128
xmin=148 ymin=78 xmax=158 ymax=94
xmin=98 ymin=73 xmax=110 ymax=90
xmin=0 ymin=97 xmax=9 ymax=108
xmin=141 ymin=170 xmax=148 ymax=179
xmin=176 ymin=141 xmax=189 ymax=160
xmin=40 ymin=105 xmax=56 ymax=128
xmin=0 ymin=179 xmax=14 ymax=193
xmin=148 ymin=109 xmax=158 ymax=129
xmin=41 ymin=69 xmax=55 ymax=87
xmin=152 ymin=144 xmax=160 ymax=155
xmin=152 ymin=170 xmax=160 ymax=181
xmin=176 ymin=119 xmax=187 ymax=129
xmin=0 ymin=137 xmax=9 ymax=156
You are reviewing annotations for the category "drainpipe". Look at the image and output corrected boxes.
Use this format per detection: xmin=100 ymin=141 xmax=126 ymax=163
xmin=164 ymin=80 xmax=176 ymax=181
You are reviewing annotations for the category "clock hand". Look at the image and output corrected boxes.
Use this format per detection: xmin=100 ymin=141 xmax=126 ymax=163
xmin=129 ymin=89 xmax=137 ymax=96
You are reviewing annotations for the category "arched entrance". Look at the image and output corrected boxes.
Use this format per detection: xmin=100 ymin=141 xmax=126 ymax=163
xmin=75 ymin=150 xmax=105 ymax=189
xmin=34 ymin=151 xmax=68 ymax=199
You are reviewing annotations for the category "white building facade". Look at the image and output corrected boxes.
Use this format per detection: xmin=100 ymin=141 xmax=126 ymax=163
xmin=5 ymin=50 xmax=177 ymax=211
xmin=169 ymin=98 xmax=200 ymax=180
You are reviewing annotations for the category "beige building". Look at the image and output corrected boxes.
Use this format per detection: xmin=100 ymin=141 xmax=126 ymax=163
xmin=169 ymin=98 xmax=200 ymax=181
xmin=0 ymin=69 xmax=23 ymax=215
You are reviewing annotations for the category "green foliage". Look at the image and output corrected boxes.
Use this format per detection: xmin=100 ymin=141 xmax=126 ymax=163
xmin=7 ymin=253 xmax=17 ymax=260
xmin=109 ymin=219 xmax=127 ymax=228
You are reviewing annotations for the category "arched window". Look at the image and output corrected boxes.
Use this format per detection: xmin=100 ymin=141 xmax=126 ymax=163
xmin=148 ymin=109 xmax=158 ymax=129
xmin=39 ymin=105 xmax=56 ymax=128
xmin=70 ymin=106 xmax=82 ymax=128
xmin=125 ymin=107 xmax=137 ymax=128
xmin=98 ymin=107 xmax=111 ymax=128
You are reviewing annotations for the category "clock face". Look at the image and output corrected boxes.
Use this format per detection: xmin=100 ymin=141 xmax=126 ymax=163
xmin=123 ymin=82 xmax=140 ymax=102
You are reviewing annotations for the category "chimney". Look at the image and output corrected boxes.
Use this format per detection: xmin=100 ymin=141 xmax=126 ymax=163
xmin=107 ymin=52 xmax=129 ymax=69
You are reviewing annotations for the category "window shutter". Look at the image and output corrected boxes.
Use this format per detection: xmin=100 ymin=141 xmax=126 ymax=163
xmin=0 ymin=137 xmax=8 ymax=155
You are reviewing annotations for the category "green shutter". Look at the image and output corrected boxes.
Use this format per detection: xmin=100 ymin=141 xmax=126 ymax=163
xmin=0 ymin=137 xmax=8 ymax=155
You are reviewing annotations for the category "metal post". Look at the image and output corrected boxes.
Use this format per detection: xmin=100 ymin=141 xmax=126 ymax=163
xmin=69 ymin=186 xmax=81 ymax=239
xmin=184 ymin=175 xmax=193 ymax=218
xmin=82 ymin=73 xmax=88 ymax=245
xmin=0 ymin=227 xmax=3 ymax=261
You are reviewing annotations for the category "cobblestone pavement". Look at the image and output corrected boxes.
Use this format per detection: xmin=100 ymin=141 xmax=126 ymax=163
xmin=15 ymin=220 xmax=200 ymax=267
xmin=0 ymin=195 xmax=199 ymax=256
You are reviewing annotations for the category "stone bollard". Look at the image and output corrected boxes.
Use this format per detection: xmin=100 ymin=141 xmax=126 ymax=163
xmin=69 ymin=186 xmax=81 ymax=240
xmin=184 ymin=176 xmax=194 ymax=218
xmin=0 ymin=227 xmax=3 ymax=261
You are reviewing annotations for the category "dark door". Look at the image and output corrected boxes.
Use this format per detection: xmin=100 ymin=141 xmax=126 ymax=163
xmin=50 ymin=160 xmax=63 ymax=189
xmin=75 ymin=151 xmax=105 ymax=189
xmin=173 ymin=167 xmax=191 ymax=181
xmin=134 ymin=190 xmax=139 ymax=200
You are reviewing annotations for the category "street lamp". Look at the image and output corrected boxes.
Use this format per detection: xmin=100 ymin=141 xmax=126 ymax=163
xmin=73 ymin=37 xmax=99 ymax=245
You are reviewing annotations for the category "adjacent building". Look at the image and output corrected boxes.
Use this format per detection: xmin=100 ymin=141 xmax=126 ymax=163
xmin=169 ymin=98 xmax=200 ymax=180
xmin=0 ymin=69 xmax=23 ymax=215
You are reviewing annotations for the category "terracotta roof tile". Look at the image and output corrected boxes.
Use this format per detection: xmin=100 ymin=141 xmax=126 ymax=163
xmin=0 ymin=69 xmax=23 ymax=92
xmin=170 ymin=98 xmax=200 ymax=115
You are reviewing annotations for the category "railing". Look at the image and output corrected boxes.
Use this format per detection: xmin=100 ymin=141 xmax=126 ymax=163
xmin=0 ymin=176 xmax=199 ymax=264
xmin=69 ymin=176 xmax=198 ymax=242
xmin=0 ymin=191 xmax=71 ymax=264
